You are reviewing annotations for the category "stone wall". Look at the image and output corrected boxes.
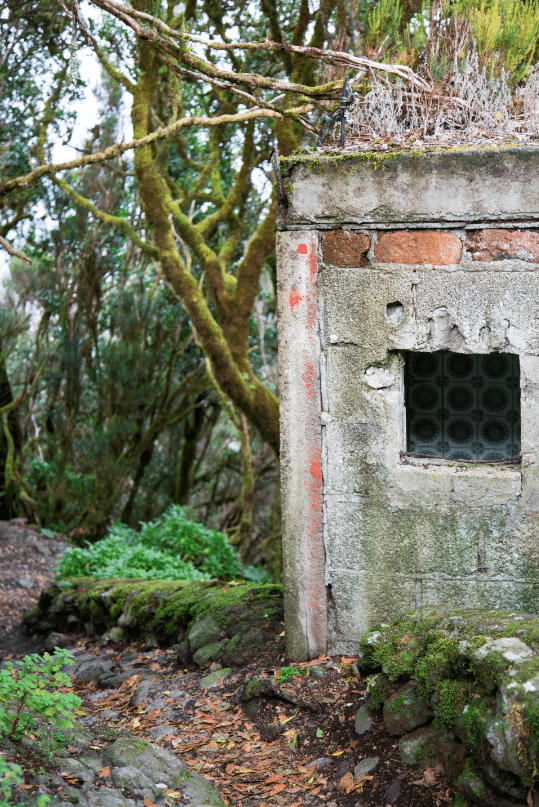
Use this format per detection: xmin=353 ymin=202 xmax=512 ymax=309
xmin=277 ymin=148 xmax=539 ymax=660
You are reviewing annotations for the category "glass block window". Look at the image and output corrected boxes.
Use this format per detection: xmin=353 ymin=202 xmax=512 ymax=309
xmin=405 ymin=351 xmax=521 ymax=461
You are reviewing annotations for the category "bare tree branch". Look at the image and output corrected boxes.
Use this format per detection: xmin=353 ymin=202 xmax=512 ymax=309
xmin=0 ymin=236 xmax=31 ymax=264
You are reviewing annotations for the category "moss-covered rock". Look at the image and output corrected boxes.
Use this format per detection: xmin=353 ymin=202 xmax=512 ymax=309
xmin=383 ymin=681 xmax=433 ymax=735
xmin=360 ymin=608 xmax=539 ymax=805
xmin=25 ymin=578 xmax=283 ymax=668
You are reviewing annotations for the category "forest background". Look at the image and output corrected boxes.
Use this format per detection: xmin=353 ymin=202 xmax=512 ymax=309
xmin=2 ymin=0 xmax=539 ymax=581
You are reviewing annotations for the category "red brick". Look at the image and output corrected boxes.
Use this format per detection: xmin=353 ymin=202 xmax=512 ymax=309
xmin=321 ymin=230 xmax=370 ymax=267
xmin=374 ymin=231 xmax=462 ymax=265
xmin=466 ymin=229 xmax=539 ymax=262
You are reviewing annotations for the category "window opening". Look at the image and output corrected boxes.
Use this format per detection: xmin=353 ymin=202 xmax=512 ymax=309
xmin=404 ymin=351 xmax=521 ymax=462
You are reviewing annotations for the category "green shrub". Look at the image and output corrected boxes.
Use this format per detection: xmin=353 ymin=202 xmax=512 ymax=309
xmin=56 ymin=504 xmax=268 ymax=583
xmin=0 ymin=757 xmax=49 ymax=806
xmin=278 ymin=666 xmax=306 ymax=683
xmin=0 ymin=649 xmax=81 ymax=739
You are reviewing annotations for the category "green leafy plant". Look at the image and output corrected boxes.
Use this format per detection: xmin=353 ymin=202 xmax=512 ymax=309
xmin=0 ymin=649 xmax=81 ymax=739
xmin=0 ymin=759 xmax=23 ymax=807
xmin=0 ymin=756 xmax=49 ymax=807
xmin=56 ymin=505 xmax=268 ymax=583
xmin=278 ymin=666 xmax=307 ymax=684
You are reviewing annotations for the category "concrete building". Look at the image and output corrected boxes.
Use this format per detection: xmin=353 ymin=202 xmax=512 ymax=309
xmin=277 ymin=147 xmax=539 ymax=660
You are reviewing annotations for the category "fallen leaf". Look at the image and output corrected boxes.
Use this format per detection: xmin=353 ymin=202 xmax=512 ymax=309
xmin=264 ymin=773 xmax=284 ymax=784
xmin=132 ymin=717 xmax=141 ymax=729
xmin=225 ymin=764 xmax=236 ymax=775
xmin=424 ymin=768 xmax=440 ymax=786
xmin=316 ymin=728 xmax=324 ymax=738
xmin=284 ymin=729 xmax=298 ymax=751
xmin=97 ymin=767 xmax=111 ymax=778
xmin=332 ymin=750 xmax=345 ymax=756
xmin=143 ymin=798 xmax=159 ymax=807
xmin=278 ymin=712 xmax=296 ymax=725
xmin=269 ymin=784 xmax=287 ymax=795
xmin=339 ymin=772 xmax=354 ymax=791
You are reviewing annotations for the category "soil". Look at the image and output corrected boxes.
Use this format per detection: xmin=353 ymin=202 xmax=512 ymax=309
xmin=0 ymin=521 xmax=454 ymax=807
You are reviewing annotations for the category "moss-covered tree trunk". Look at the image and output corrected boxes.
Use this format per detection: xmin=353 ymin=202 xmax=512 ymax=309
xmin=0 ymin=346 xmax=23 ymax=519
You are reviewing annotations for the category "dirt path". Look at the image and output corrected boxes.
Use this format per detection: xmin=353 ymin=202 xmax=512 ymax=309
xmin=0 ymin=520 xmax=65 ymax=657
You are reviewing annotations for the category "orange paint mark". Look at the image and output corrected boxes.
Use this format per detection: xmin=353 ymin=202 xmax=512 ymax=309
xmin=310 ymin=457 xmax=322 ymax=481
xmin=298 ymin=243 xmax=308 ymax=254
xmin=289 ymin=288 xmax=304 ymax=311
xmin=302 ymin=362 xmax=314 ymax=397
xmin=307 ymin=247 xmax=317 ymax=277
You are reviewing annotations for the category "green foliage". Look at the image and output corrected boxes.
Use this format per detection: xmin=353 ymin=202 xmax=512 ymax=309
xmin=56 ymin=504 xmax=268 ymax=582
xmin=0 ymin=756 xmax=50 ymax=807
xmin=0 ymin=649 xmax=81 ymax=740
xmin=454 ymin=0 xmax=539 ymax=82
xmin=364 ymin=0 xmax=402 ymax=55
xmin=433 ymin=680 xmax=469 ymax=727
xmin=0 ymin=759 xmax=27 ymax=807
xmin=362 ymin=0 xmax=539 ymax=84
xmin=278 ymin=666 xmax=306 ymax=683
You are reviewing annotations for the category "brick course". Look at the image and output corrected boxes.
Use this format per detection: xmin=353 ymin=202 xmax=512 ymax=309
xmin=466 ymin=229 xmax=539 ymax=262
xmin=321 ymin=230 xmax=370 ymax=267
xmin=374 ymin=230 xmax=462 ymax=265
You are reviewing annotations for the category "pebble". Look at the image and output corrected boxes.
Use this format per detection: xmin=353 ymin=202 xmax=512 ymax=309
xmin=384 ymin=778 xmax=402 ymax=804
xmin=354 ymin=756 xmax=379 ymax=779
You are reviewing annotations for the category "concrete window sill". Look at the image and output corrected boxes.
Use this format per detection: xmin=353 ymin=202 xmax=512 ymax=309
xmin=395 ymin=461 xmax=522 ymax=506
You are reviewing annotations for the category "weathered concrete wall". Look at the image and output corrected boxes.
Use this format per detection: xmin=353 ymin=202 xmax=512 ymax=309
xmin=277 ymin=148 xmax=539 ymax=658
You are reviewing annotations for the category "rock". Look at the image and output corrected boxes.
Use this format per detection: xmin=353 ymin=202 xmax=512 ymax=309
xmin=350 ymin=660 xmax=362 ymax=680
xmin=96 ymin=669 xmax=134 ymax=689
xmin=336 ymin=757 xmax=353 ymax=778
xmin=354 ymin=704 xmax=374 ymax=735
xmin=110 ymin=765 xmax=163 ymax=800
xmin=188 ymin=615 xmax=223 ymax=652
xmin=365 ymin=672 xmax=393 ymax=707
xmin=117 ymin=591 xmax=141 ymax=629
xmin=18 ymin=576 xmax=33 ymax=589
xmin=146 ymin=724 xmax=177 ymax=740
xmin=181 ymin=771 xmax=227 ymax=806
xmin=479 ymin=752 xmax=528 ymax=801
xmin=193 ymin=640 xmax=227 ymax=666
xmin=398 ymin=725 xmax=433 ymax=765
xmin=383 ymin=682 xmax=433 ymax=735
xmin=176 ymin=639 xmax=190 ymax=665
xmin=79 ymin=786 xmax=137 ymax=807
xmin=130 ymin=679 xmax=160 ymax=707
xmin=221 ymin=627 xmax=266 ymax=666
xmin=108 ymin=627 xmax=124 ymax=643
xmin=470 ymin=638 xmax=534 ymax=691
xmin=308 ymin=665 xmax=325 ymax=680
xmin=200 ymin=668 xmax=232 ymax=689
xmin=456 ymin=762 xmax=523 ymax=807
xmin=484 ymin=713 xmax=523 ymax=779
xmin=384 ymin=778 xmax=402 ymax=804
xmin=103 ymin=735 xmax=188 ymax=784
xmin=354 ymin=757 xmax=379 ymax=779
xmin=73 ymin=658 xmax=113 ymax=683
xmin=240 ymin=675 xmax=298 ymax=705
xmin=57 ymin=758 xmax=94 ymax=781
xmin=311 ymin=757 xmax=332 ymax=771
xmin=44 ymin=632 xmax=74 ymax=652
